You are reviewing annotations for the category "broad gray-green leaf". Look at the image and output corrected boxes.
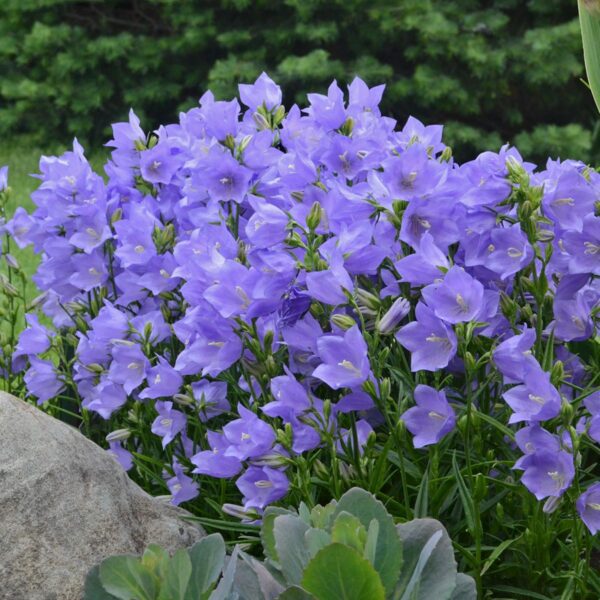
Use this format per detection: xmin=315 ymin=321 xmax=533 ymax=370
xmin=238 ymin=550 xmax=284 ymax=600
xmin=277 ymin=586 xmax=316 ymax=599
xmin=331 ymin=511 xmax=367 ymax=553
xmin=395 ymin=518 xmax=459 ymax=600
xmin=273 ymin=514 xmax=311 ymax=585
xmin=99 ymin=555 xmax=157 ymax=600
xmin=262 ymin=507 xmax=294 ymax=567
xmin=185 ymin=534 xmax=227 ymax=600
xmin=301 ymin=543 xmax=386 ymax=600
xmin=142 ymin=545 xmax=170 ymax=582
xmin=209 ymin=546 xmax=239 ymax=600
xmin=83 ymin=565 xmax=120 ymax=600
xmin=158 ymin=549 xmax=191 ymax=600
xmin=304 ymin=528 xmax=331 ymax=558
xmin=449 ymin=574 xmax=477 ymax=600
xmin=579 ymin=0 xmax=600 ymax=113
xmin=363 ymin=519 xmax=379 ymax=566
xmin=333 ymin=488 xmax=402 ymax=595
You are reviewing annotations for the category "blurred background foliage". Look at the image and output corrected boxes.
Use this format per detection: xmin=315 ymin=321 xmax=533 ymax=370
xmin=0 ymin=0 xmax=598 ymax=164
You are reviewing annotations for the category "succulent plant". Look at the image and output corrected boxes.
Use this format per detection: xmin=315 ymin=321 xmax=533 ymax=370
xmin=85 ymin=487 xmax=475 ymax=600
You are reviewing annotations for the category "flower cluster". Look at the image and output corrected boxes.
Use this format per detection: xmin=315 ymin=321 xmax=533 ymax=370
xmin=6 ymin=75 xmax=599 ymax=532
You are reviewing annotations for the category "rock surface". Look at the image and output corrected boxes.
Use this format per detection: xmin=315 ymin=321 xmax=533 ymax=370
xmin=0 ymin=393 xmax=203 ymax=600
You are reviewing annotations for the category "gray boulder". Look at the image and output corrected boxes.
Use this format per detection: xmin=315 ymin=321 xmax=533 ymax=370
xmin=0 ymin=393 xmax=203 ymax=600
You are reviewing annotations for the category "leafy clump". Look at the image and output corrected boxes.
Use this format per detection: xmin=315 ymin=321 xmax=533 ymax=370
xmin=84 ymin=488 xmax=475 ymax=600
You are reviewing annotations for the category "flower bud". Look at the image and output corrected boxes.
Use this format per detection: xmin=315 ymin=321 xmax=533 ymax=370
xmin=542 ymin=495 xmax=561 ymax=515
xmin=85 ymin=363 xmax=105 ymax=374
xmin=110 ymin=208 xmax=123 ymax=224
xmin=4 ymin=254 xmax=19 ymax=270
xmin=173 ymin=393 xmax=194 ymax=407
xmin=377 ymin=297 xmax=410 ymax=335
xmin=551 ymin=361 xmax=564 ymax=387
xmin=106 ymin=428 xmax=131 ymax=442
xmin=222 ymin=503 xmax=261 ymax=521
xmin=560 ymin=399 xmax=574 ymax=424
xmin=273 ymin=105 xmax=286 ymax=126
xmin=355 ymin=288 xmax=380 ymax=311
xmin=306 ymin=201 xmax=323 ymax=230
xmin=474 ymin=473 xmax=487 ymax=502
xmin=331 ymin=314 xmax=357 ymax=331
xmin=464 ymin=351 xmax=476 ymax=374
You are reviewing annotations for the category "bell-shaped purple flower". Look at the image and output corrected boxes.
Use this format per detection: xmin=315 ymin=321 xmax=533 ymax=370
xmin=402 ymin=385 xmax=456 ymax=448
xmin=222 ymin=406 xmax=276 ymax=460
xmin=236 ymin=466 xmax=289 ymax=510
xmin=139 ymin=357 xmax=183 ymax=400
xmin=516 ymin=450 xmax=574 ymax=500
xmin=502 ymin=366 xmax=561 ymax=424
xmin=313 ymin=325 xmax=370 ymax=390
xmin=577 ymin=483 xmax=600 ymax=534
xmin=239 ymin=72 xmax=282 ymax=112
xmin=166 ymin=460 xmax=199 ymax=506
xmin=395 ymin=302 xmax=457 ymax=372
xmin=108 ymin=343 xmax=150 ymax=394
xmin=422 ymin=266 xmax=484 ymax=324
xmin=492 ymin=327 xmax=539 ymax=384
xmin=24 ymin=357 xmax=65 ymax=404
xmin=151 ymin=401 xmax=187 ymax=448
xmin=191 ymin=431 xmax=243 ymax=478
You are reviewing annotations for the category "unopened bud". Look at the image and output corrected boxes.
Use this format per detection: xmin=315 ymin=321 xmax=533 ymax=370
xmin=222 ymin=503 xmax=261 ymax=521
xmin=377 ymin=297 xmax=410 ymax=335
xmin=542 ymin=495 xmax=561 ymax=514
xmin=5 ymin=254 xmax=19 ymax=270
xmin=331 ymin=314 xmax=357 ymax=331
xmin=110 ymin=208 xmax=123 ymax=224
xmin=355 ymin=288 xmax=380 ymax=311
xmin=551 ymin=361 xmax=564 ymax=387
xmin=306 ymin=201 xmax=323 ymax=230
xmin=85 ymin=363 xmax=105 ymax=374
xmin=173 ymin=393 xmax=194 ymax=407
xmin=252 ymin=111 xmax=271 ymax=131
xmin=106 ymin=428 xmax=131 ymax=442
xmin=273 ymin=105 xmax=286 ymax=126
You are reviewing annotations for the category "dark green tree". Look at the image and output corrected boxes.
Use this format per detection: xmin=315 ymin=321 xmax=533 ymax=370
xmin=0 ymin=0 xmax=597 ymax=162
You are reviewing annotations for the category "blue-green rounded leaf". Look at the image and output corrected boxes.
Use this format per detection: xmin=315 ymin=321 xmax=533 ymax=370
xmin=158 ymin=548 xmax=191 ymax=600
xmin=83 ymin=565 xmax=120 ymax=600
xmin=185 ymin=534 xmax=226 ymax=600
xmin=99 ymin=555 xmax=157 ymax=600
xmin=334 ymin=488 xmax=402 ymax=595
xmin=301 ymin=544 xmax=386 ymax=600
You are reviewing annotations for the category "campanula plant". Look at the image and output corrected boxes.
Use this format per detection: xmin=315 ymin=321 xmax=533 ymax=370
xmin=5 ymin=73 xmax=600 ymax=597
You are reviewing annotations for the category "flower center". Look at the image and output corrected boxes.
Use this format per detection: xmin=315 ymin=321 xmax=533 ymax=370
xmin=507 ymin=247 xmax=523 ymax=258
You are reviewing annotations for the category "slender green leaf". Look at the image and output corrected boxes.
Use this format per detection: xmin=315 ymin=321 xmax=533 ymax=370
xmin=579 ymin=0 xmax=600 ymax=113
xmin=452 ymin=452 xmax=476 ymax=533
xmin=480 ymin=537 xmax=519 ymax=576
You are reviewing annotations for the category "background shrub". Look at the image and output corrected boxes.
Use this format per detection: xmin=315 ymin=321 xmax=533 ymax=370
xmin=0 ymin=0 xmax=598 ymax=162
